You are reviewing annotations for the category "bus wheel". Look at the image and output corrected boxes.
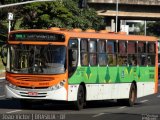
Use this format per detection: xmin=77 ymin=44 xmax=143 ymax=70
xmin=117 ymin=84 xmax=137 ymax=107
xmin=128 ymin=83 xmax=137 ymax=106
xmin=74 ymin=85 xmax=85 ymax=110
xmin=20 ymin=100 xmax=32 ymax=109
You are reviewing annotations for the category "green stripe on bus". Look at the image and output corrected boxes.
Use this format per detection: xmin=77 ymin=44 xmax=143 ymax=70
xmin=68 ymin=66 xmax=155 ymax=84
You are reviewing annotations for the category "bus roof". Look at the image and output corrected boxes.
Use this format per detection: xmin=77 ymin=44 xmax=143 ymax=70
xmin=10 ymin=28 xmax=158 ymax=42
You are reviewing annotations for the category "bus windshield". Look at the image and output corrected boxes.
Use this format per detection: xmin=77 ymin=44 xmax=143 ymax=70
xmin=8 ymin=44 xmax=66 ymax=74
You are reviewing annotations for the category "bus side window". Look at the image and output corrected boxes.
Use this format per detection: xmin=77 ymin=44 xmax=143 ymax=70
xmin=69 ymin=49 xmax=77 ymax=67
xmin=118 ymin=41 xmax=127 ymax=66
xmin=98 ymin=40 xmax=107 ymax=66
xmin=89 ymin=39 xmax=97 ymax=66
xmin=81 ymin=53 xmax=88 ymax=66
xmin=81 ymin=39 xmax=89 ymax=66
xmin=128 ymin=41 xmax=137 ymax=66
xmin=137 ymin=42 xmax=147 ymax=66
xmin=68 ymin=38 xmax=78 ymax=76
xmin=139 ymin=54 xmax=147 ymax=66
xmin=147 ymin=42 xmax=156 ymax=66
xmin=107 ymin=41 xmax=117 ymax=66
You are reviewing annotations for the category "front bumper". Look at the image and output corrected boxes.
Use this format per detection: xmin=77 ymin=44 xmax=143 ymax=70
xmin=5 ymin=85 xmax=67 ymax=101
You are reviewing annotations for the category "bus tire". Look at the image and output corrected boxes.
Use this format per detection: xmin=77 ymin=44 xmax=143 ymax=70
xmin=74 ymin=85 xmax=85 ymax=110
xmin=117 ymin=83 xmax=137 ymax=107
xmin=20 ymin=100 xmax=32 ymax=109
xmin=128 ymin=83 xmax=137 ymax=106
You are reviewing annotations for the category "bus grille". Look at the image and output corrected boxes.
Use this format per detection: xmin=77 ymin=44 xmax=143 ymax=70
xmin=19 ymin=91 xmax=47 ymax=97
xmin=13 ymin=76 xmax=53 ymax=81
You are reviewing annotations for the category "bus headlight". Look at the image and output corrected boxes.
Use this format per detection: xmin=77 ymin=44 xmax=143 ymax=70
xmin=6 ymin=81 xmax=17 ymax=89
xmin=48 ymin=80 xmax=66 ymax=90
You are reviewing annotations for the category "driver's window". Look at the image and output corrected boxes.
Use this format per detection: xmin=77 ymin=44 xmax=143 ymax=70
xmin=68 ymin=38 xmax=78 ymax=77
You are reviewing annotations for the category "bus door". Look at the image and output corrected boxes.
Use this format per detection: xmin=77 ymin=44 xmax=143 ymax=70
xmin=0 ymin=78 xmax=5 ymax=99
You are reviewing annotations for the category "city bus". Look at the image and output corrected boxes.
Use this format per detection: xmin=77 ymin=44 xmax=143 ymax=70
xmin=1 ymin=27 xmax=158 ymax=110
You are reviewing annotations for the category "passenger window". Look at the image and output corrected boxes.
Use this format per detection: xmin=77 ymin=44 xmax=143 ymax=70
xmin=128 ymin=54 xmax=137 ymax=66
xmin=147 ymin=55 xmax=155 ymax=66
xmin=98 ymin=40 xmax=107 ymax=66
xmin=99 ymin=54 xmax=107 ymax=66
xmin=119 ymin=41 xmax=127 ymax=54
xmin=138 ymin=42 xmax=146 ymax=53
xmin=138 ymin=54 xmax=147 ymax=66
xmin=128 ymin=42 xmax=136 ymax=54
xmin=90 ymin=54 xmax=97 ymax=66
xmin=118 ymin=41 xmax=127 ymax=66
xmin=117 ymin=55 xmax=127 ymax=66
xmin=137 ymin=42 xmax=147 ymax=66
xmin=81 ymin=53 xmax=89 ymax=66
xmin=98 ymin=40 xmax=106 ymax=53
xmin=107 ymin=41 xmax=117 ymax=54
xmin=89 ymin=40 xmax=97 ymax=53
xmin=147 ymin=42 xmax=155 ymax=66
xmin=81 ymin=39 xmax=88 ymax=52
xmin=81 ymin=39 xmax=89 ymax=66
xmin=108 ymin=54 xmax=117 ymax=66
xmin=148 ymin=42 xmax=155 ymax=53
xmin=89 ymin=39 xmax=97 ymax=66
xmin=68 ymin=38 xmax=78 ymax=77
xmin=107 ymin=41 xmax=117 ymax=66
xmin=128 ymin=42 xmax=137 ymax=66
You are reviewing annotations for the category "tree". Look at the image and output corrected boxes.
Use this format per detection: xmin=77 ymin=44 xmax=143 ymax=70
xmin=20 ymin=0 xmax=106 ymax=30
xmin=0 ymin=0 xmax=24 ymax=42
xmin=147 ymin=21 xmax=160 ymax=37
xmin=0 ymin=8 xmax=8 ymax=42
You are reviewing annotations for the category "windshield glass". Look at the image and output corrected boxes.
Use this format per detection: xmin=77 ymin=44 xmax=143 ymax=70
xmin=8 ymin=44 xmax=66 ymax=74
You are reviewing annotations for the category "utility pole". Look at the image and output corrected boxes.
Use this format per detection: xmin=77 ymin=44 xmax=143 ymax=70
xmin=115 ymin=0 xmax=119 ymax=33
xmin=144 ymin=20 xmax=147 ymax=36
xmin=8 ymin=13 xmax=13 ymax=33
xmin=78 ymin=0 xmax=87 ymax=9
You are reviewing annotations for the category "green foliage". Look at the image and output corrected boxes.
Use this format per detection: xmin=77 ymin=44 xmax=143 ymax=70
xmin=0 ymin=24 xmax=7 ymax=44
xmin=0 ymin=0 xmax=22 ymax=5
xmin=147 ymin=21 xmax=160 ymax=37
xmin=0 ymin=0 xmax=24 ymax=38
xmin=20 ymin=0 xmax=106 ymax=30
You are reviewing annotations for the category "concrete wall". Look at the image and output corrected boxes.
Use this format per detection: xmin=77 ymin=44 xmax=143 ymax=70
xmin=88 ymin=0 xmax=160 ymax=20
xmin=87 ymin=0 xmax=160 ymax=32
xmin=88 ymin=0 xmax=160 ymax=5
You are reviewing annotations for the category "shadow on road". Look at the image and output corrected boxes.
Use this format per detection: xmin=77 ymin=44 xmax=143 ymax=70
xmin=0 ymin=99 xmax=144 ymax=111
xmin=0 ymin=99 xmax=21 ymax=109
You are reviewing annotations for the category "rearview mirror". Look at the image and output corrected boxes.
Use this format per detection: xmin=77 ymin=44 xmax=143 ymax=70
xmin=0 ymin=44 xmax=8 ymax=66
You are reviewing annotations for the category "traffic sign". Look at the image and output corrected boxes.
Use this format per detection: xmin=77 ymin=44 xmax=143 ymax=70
xmin=8 ymin=13 xmax=13 ymax=21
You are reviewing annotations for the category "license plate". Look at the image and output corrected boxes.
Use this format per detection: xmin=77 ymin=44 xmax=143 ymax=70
xmin=28 ymin=92 xmax=38 ymax=96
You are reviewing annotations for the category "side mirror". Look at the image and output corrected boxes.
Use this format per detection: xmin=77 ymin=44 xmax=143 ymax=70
xmin=0 ymin=44 xmax=7 ymax=66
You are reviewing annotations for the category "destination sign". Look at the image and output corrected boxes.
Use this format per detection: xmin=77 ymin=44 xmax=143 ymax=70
xmin=9 ymin=32 xmax=65 ymax=42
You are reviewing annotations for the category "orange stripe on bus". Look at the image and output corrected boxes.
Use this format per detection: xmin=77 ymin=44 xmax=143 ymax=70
xmin=155 ymin=42 xmax=158 ymax=93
